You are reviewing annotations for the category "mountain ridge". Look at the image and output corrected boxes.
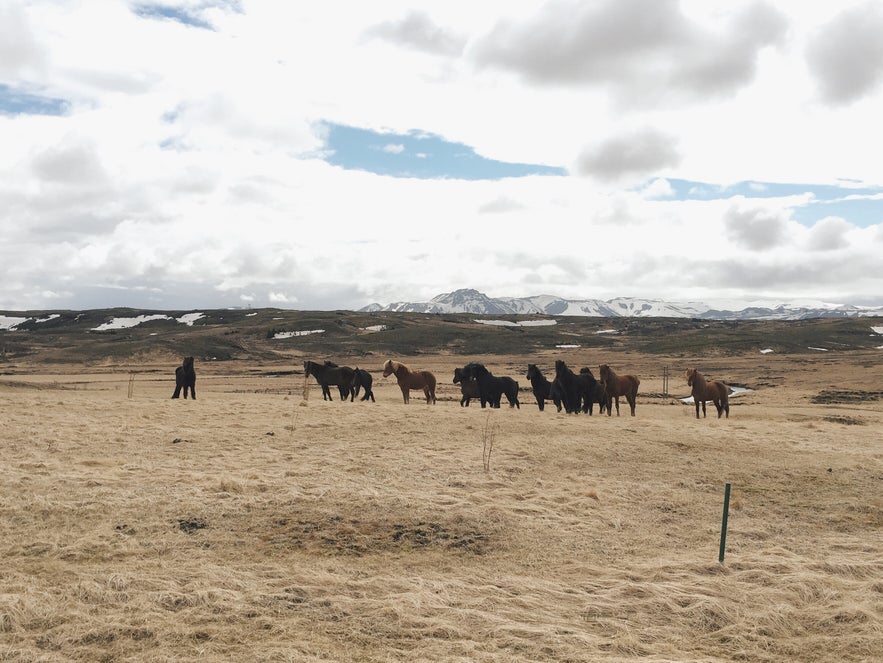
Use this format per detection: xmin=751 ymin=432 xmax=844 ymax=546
xmin=361 ymin=288 xmax=883 ymax=320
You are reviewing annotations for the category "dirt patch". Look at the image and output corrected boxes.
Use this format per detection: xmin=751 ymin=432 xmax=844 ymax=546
xmin=261 ymin=513 xmax=493 ymax=556
xmin=177 ymin=518 xmax=207 ymax=534
xmin=812 ymin=390 xmax=883 ymax=404
xmin=822 ymin=415 xmax=865 ymax=426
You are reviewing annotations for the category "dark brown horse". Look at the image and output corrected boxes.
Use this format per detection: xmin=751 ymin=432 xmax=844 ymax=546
xmin=686 ymin=368 xmax=729 ymax=419
xmin=453 ymin=367 xmax=481 ymax=407
xmin=599 ymin=364 xmax=640 ymax=416
xmin=171 ymin=356 xmax=196 ymax=399
xmin=350 ymin=368 xmax=375 ymax=402
xmin=383 ymin=359 xmax=436 ymax=404
xmin=526 ymin=364 xmax=563 ymax=412
xmin=304 ymin=360 xmax=354 ymax=401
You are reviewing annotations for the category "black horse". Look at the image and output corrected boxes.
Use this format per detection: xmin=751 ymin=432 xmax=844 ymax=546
xmin=578 ymin=367 xmax=610 ymax=415
xmin=171 ymin=356 xmax=196 ymax=399
xmin=453 ymin=367 xmax=481 ymax=406
xmin=463 ymin=363 xmax=520 ymax=409
xmin=554 ymin=359 xmax=583 ymax=414
xmin=350 ymin=368 xmax=375 ymax=402
xmin=304 ymin=360 xmax=354 ymax=401
xmin=526 ymin=364 xmax=563 ymax=412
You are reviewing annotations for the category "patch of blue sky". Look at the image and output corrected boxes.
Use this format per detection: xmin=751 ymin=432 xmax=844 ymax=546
xmin=658 ymin=178 xmax=883 ymax=227
xmin=0 ymin=84 xmax=68 ymax=116
xmin=132 ymin=3 xmax=214 ymax=30
xmin=790 ymin=196 xmax=883 ymax=227
xmin=322 ymin=123 xmax=567 ymax=180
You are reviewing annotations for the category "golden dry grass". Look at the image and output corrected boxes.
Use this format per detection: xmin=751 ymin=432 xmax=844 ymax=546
xmin=1 ymin=350 xmax=881 ymax=662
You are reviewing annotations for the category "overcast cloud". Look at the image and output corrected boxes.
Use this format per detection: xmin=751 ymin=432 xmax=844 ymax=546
xmin=1 ymin=1 xmax=882 ymax=312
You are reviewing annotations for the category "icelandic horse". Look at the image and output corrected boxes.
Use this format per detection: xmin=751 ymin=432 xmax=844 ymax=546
xmin=382 ymin=360 xmax=437 ymax=404
xmin=598 ymin=364 xmax=640 ymax=416
xmin=685 ymin=368 xmax=729 ymax=419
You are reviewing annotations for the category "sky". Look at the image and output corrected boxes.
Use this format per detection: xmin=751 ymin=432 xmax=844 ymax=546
xmin=1 ymin=0 xmax=882 ymax=312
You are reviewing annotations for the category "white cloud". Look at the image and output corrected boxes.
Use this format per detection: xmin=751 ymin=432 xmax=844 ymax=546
xmin=576 ymin=129 xmax=680 ymax=183
xmin=806 ymin=216 xmax=853 ymax=251
xmin=0 ymin=2 xmax=881 ymax=312
xmin=806 ymin=2 xmax=883 ymax=105
xmin=724 ymin=205 xmax=789 ymax=251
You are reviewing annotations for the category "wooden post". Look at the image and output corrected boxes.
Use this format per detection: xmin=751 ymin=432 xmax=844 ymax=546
xmin=719 ymin=483 xmax=731 ymax=563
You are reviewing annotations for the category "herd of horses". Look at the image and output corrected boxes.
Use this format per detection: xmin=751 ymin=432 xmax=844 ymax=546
xmin=172 ymin=355 xmax=729 ymax=418
xmin=288 ymin=358 xmax=731 ymax=419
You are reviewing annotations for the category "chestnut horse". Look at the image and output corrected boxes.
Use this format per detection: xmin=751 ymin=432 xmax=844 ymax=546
xmin=685 ymin=368 xmax=729 ymax=419
xmin=599 ymin=364 xmax=640 ymax=416
xmin=382 ymin=359 xmax=437 ymax=404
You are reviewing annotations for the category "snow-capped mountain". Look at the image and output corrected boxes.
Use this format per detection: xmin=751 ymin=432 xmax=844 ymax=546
xmin=361 ymin=289 xmax=883 ymax=320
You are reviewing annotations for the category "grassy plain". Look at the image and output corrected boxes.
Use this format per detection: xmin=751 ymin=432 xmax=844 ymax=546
xmin=1 ymin=336 xmax=882 ymax=661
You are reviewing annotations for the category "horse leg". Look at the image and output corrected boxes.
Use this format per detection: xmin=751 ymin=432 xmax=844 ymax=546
xmin=399 ymin=384 xmax=409 ymax=404
xmin=694 ymin=399 xmax=700 ymax=419
xmin=628 ymin=394 xmax=636 ymax=416
xmin=701 ymin=400 xmax=707 ymax=417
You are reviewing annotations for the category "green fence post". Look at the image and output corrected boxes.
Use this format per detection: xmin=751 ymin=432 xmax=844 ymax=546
xmin=719 ymin=483 xmax=731 ymax=563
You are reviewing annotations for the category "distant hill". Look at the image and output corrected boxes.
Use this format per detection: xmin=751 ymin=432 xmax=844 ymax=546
xmin=2 ymin=305 xmax=882 ymax=366
xmin=362 ymin=288 xmax=883 ymax=320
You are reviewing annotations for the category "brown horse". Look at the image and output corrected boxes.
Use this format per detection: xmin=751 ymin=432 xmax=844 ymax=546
xmin=382 ymin=359 xmax=437 ymax=404
xmin=599 ymin=364 xmax=640 ymax=416
xmin=685 ymin=368 xmax=729 ymax=419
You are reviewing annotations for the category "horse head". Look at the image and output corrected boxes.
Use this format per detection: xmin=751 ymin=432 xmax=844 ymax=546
xmin=685 ymin=368 xmax=697 ymax=387
xmin=382 ymin=360 xmax=395 ymax=377
xmin=599 ymin=364 xmax=611 ymax=382
xmin=182 ymin=356 xmax=194 ymax=370
xmin=526 ymin=364 xmax=538 ymax=380
xmin=453 ymin=367 xmax=465 ymax=384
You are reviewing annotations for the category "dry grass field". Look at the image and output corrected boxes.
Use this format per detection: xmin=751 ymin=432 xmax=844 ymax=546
xmin=1 ymin=348 xmax=881 ymax=662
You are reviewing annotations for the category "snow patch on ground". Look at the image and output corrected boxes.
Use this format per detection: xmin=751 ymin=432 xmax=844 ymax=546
xmin=681 ymin=386 xmax=753 ymax=403
xmin=474 ymin=319 xmax=557 ymax=327
xmin=0 ymin=314 xmax=60 ymax=330
xmin=760 ymin=348 xmax=774 ymax=354
xmin=555 ymin=344 xmax=581 ymax=349
xmin=363 ymin=325 xmax=388 ymax=332
xmin=273 ymin=329 xmax=325 ymax=339
xmin=0 ymin=315 xmax=30 ymax=330
xmin=91 ymin=315 xmax=171 ymax=331
xmin=177 ymin=313 xmax=205 ymax=326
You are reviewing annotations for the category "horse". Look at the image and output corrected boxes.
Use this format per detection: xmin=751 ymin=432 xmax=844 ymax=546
xmin=304 ymin=360 xmax=355 ymax=401
xmin=526 ymin=364 xmax=563 ymax=412
xmin=171 ymin=356 xmax=196 ymax=399
xmin=350 ymin=368 xmax=375 ymax=402
xmin=599 ymin=364 xmax=640 ymax=416
xmin=463 ymin=363 xmax=520 ymax=409
xmin=453 ymin=367 xmax=481 ymax=406
xmin=578 ymin=367 xmax=610 ymax=415
xmin=382 ymin=360 xmax=436 ymax=404
xmin=685 ymin=368 xmax=729 ymax=419
xmin=554 ymin=360 xmax=583 ymax=414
